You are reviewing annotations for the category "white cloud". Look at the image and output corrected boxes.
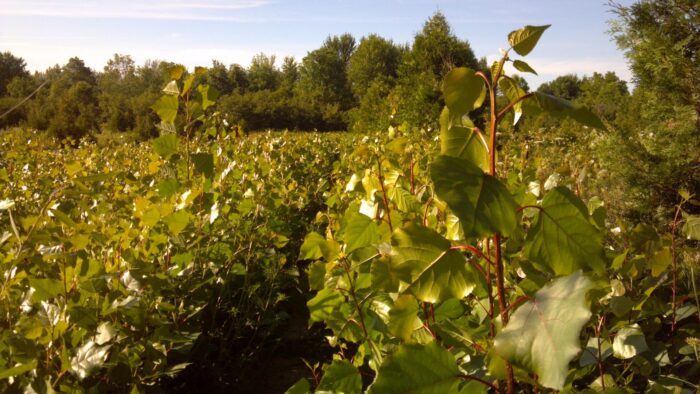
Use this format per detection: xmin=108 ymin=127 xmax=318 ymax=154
xmin=0 ymin=0 xmax=270 ymax=21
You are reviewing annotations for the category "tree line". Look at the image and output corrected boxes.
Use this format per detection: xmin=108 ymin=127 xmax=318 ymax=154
xmin=0 ymin=13 xmax=484 ymax=138
xmin=0 ymin=2 xmax=697 ymax=227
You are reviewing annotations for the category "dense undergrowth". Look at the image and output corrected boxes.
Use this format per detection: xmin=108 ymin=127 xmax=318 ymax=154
xmin=0 ymin=127 xmax=357 ymax=392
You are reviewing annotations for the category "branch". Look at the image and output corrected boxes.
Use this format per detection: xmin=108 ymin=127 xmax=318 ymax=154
xmin=458 ymin=374 xmax=501 ymax=392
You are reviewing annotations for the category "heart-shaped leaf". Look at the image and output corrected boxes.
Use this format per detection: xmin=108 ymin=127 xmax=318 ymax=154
xmin=494 ymin=271 xmax=592 ymax=390
xmin=431 ymin=155 xmax=518 ymax=239
xmin=442 ymin=67 xmax=486 ymax=116
xmin=391 ymin=224 xmax=481 ymax=303
xmin=524 ymin=187 xmax=606 ymax=275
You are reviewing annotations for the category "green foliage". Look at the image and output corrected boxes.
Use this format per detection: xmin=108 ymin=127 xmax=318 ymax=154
xmin=0 ymin=51 xmax=30 ymax=96
xmin=0 ymin=125 xmax=355 ymax=391
xmin=293 ymin=23 xmax=698 ymax=394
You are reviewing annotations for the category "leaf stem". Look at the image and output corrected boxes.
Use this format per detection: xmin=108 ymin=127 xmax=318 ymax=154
xmin=457 ymin=374 xmax=501 ymax=392
xmin=376 ymin=155 xmax=393 ymax=232
xmin=497 ymin=92 xmax=534 ymax=120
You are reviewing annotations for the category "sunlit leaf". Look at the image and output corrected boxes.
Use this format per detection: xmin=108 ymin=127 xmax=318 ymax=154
xmin=442 ymin=67 xmax=486 ymax=116
xmin=613 ymin=324 xmax=648 ymax=359
xmin=508 ymin=25 xmax=551 ymax=56
xmin=439 ymin=108 xmax=488 ymax=171
xmin=494 ymin=271 xmax=592 ymax=390
xmin=151 ymin=95 xmax=179 ymax=124
xmin=343 ymin=212 xmax=379 ymax=253
xmin=162 ymin=80 xmax=179 ymax=96
xmin=391 ymin=223 xmax=480 ymax=303
xmin=512 ymin=59 xmax=537 ymax=75
xmin=683 ymin=215 xmax=700 ymax=240
xmin=71 ymin=341 xmax=110 ymax=380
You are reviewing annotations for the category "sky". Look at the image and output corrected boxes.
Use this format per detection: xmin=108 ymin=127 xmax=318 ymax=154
xmin=0 ymin=0 xmax=636 ymax=89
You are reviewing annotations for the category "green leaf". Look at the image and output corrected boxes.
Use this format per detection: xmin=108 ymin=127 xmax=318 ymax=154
xmin=158 ymin=178 xmax=180 ymax=199
xmin=439 ymin=108 xmax=488 ymax=171
xmin=368 ymin=341 xmax=460 ymax=394
xmin=609 ymin=296 xmax=635 ymax=318
xmin=529 ymin=92 xmax=606 ymax=130
xmin=182 ymin=74 xmax=196 ymax=96
xmin=0 ymin=199 xmax=15 ymax=210
xmin=494 ymin=271 xmax=592 ymax=390
xmin=683 ymin=215 xmax=700 ymax=240
xmin=371 ymin=256 xmax=400 ymax=293
xmin=71 ymin=341 xmax=110 ymax=380
xmin=580 ymin=337 xmax=612 ymax=367
xmin=29 ymin=278 xmax=63 ymax=301
xmin=442 ymin=67 xmax=486 ymax=116
xmin=499 ymin=77 xmax=528 ymax=125
xmin=390 ymin=224 xmax=480 ymax=303
xmin=613 ymin=324 xmax=648 ymax=359
xmin=162 ymin=80 xmax=179 ymax=96
xmin=0 ymin=360 xmax=37 ymax=380
xmin=388 ymin=295 xmax=422 ymax=341
xmin=192 ymin=152 xmax=214 ymax=178
xmin=649 ymin=247 xmax=671 ymax=277
xmin=152 ymin=134 xmax=179 ymax=159
xmin=317 ymin=360 xmax=362 ymax=394
xmin=308 ymin=288 xmax=344 ymax=324
xmin=197 ymin=84 xmax=219 ymax=110
xmin=163 ymin=210 xmax=191 ymax=235
xmin=512 ymin=60 xmax=537 ymax=75
xmin=169 ymin=65 xmax=186 ymax=80
xmin=151 ymin=95 xmax=179 ymax=124
xmin=524 ymin=187 xmax=606 ymax=276
xmin=285 ymin=378 xmax=311 ymax=394
xmin=343 ymin=212 xmax=379 ymax=253
xmin=431 ymin=155 xmax=518 ymax=239
xmin=508 ymin=25 xmax=551 ymax=56
xmin=299 ymin=232 xmax=327 ymax=261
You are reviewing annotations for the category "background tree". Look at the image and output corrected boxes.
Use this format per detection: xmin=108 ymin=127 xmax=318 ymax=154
xmin=297 ymin=33 xmax=356 ymax=126
xmin=603 ymin=0 xmax=700 ymax=223
xmin=391 ymin=12 xmax=479 ymax=130
xmin=347 ymin=34 xmax=402 ymax=98
xmin=207 ymin=60 xmax=235 ymax=96
xmin=610 ymin=0 xmax=699 ymax=118
xmin=0 ymin=51 xmax=29 ymax=96
xmin=280 ymin=56 xmax=299 ymax=94
xmin=247 ymin=53 xmax=280 ymax=92
xmin=537 ymin=74 xmax=582 ymax=100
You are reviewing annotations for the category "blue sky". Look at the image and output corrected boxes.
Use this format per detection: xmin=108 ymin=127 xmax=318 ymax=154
xmin=0 ymin=0 xmax=635 ymax=88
